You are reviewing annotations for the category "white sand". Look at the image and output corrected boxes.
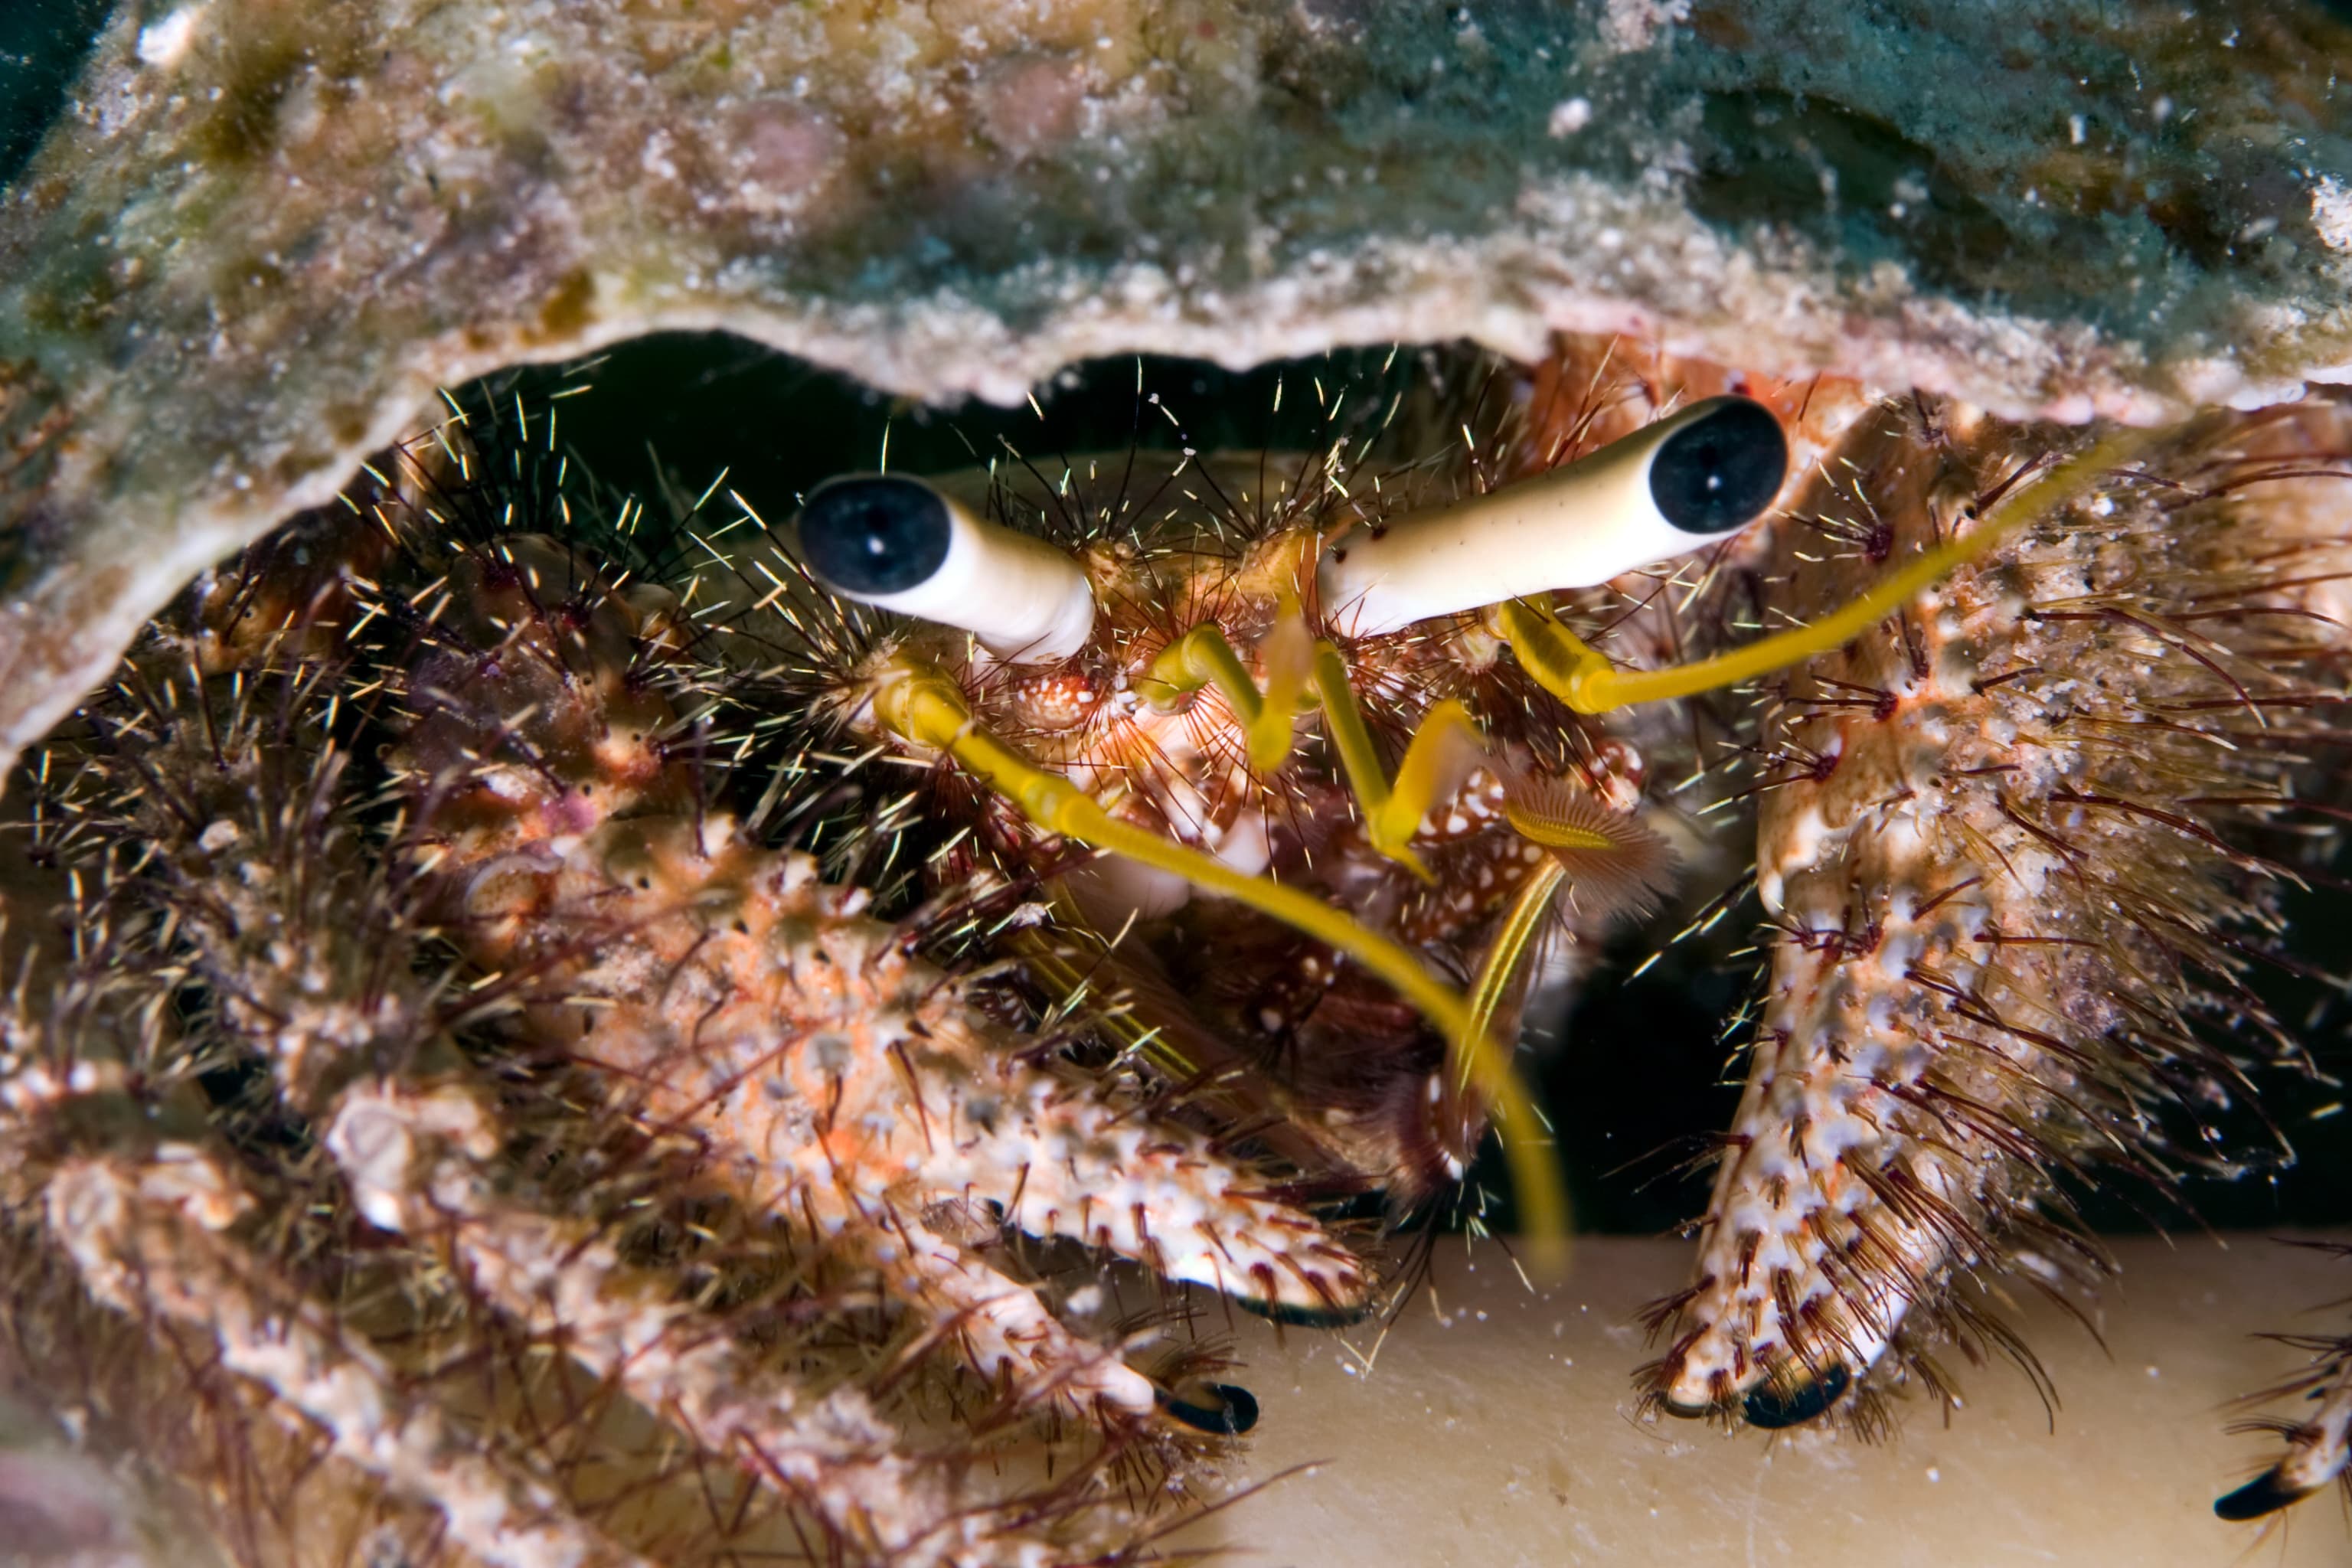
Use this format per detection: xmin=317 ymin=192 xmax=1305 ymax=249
xmin=1174 ymin=1234 xmax=2349 ymax=1567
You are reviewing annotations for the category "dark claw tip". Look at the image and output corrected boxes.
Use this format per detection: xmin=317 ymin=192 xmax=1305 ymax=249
xmin=1159 ymin=1382 xmax=1260 ymax=1436
xmin=1741 ymin=1361 xmax=1851 ymax=1429
xmin=798 ymin=475 xmax=952 ymax=596
xmin=2215 ymin=1468 xmax=2309 ymax=1521
xmin=1650 ymin=397 xmax=1788 ymax=537
xmin=1233 ymin=1295 xmax=1374 ymax=1329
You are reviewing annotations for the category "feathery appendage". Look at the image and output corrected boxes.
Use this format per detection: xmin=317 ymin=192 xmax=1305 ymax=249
xmin=1642 ymin=394 xmax=2352 ymax=1429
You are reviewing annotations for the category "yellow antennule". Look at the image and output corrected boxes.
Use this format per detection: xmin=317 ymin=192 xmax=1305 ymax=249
xmin=1497 ymin=426 xmax=2162 ymax=714
xmin=1311 ymin=647 xmax=1487 ymax=879
xmin=1465 ymin=861 xmax=1567 ymax=1059
xmin=1142 ymin=610 xmax=1488 ymax=880
xmin=871 ymin=660 xmax=1567 ymax=1266
xmin=1140 ymin=616 xmax=1304 ymax=773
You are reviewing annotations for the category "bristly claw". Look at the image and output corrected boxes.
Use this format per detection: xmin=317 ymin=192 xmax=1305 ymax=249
xmin=7 ymin=409 xmax=1405 ymax=1564
xmin=1636 ymin=387 xmax=2342 ymax=1451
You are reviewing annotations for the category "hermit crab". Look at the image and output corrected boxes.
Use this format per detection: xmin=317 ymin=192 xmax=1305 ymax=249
xmin=754 ymin=335 xmax=2352 ymax=1514
xmin=8 ymin=335 xmax=2352 ymax=1566
xmin=766 ymin=351 xmax=2148 ymax=1412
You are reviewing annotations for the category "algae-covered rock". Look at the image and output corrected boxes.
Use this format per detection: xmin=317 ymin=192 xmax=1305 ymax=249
xmin=0 ymin=0 xmax=2349 ymax=780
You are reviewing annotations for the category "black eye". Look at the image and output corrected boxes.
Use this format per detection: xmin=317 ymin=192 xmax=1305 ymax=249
xmin=799 ymin=476 xmax=952 ymax=595
xmin=1740 ymin=1361 xmax=1849 ymax=1429
xmin=1649 ymin=398 xmax=1788 ymax=536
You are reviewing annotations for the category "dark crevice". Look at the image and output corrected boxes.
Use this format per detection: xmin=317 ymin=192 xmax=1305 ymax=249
xmin=0 ymin=0 xmax=116 ymax=193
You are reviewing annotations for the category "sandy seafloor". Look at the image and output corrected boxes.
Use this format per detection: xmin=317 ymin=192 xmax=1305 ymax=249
xmin=1171 ymin=1234 xmax=2352 ymax=1567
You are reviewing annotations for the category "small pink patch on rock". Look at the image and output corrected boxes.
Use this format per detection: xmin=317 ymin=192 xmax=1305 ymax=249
xmin=973 ymin=54 xmax=1090 ymax=162
xmin=720 ymin=102 xmax=849 ymax=217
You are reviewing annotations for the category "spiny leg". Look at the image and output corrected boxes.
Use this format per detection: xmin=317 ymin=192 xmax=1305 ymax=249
xmin=841 ymin=1195 xmax=1164 ymax=1419
xmin=322 ymin=1083 xmax=989 ymax=1557
xmin=1632 ymin=405 xmax=2288 ymax=1431
xmin=44 ymin=1146 xmax=651 ymax=1568
xmin=869 ymin=665 xmax=1566 ymax=1261
xmin=933 ymin=1058 xmax=1373 ymax=1327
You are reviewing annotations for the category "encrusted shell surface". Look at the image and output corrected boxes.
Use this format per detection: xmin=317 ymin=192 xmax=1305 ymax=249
xmin=3 ymin=0 xmax=2350 ymax=784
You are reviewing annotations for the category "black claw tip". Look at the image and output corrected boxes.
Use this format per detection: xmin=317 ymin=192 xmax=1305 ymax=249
xmin=1741 ymin=1361 xmax=1850 ymax=1429
xmin=1658 ymin=1395 xmax=1718 ymax=1421
xmin=1649 ymin=397 xmax=1788 ymax=537
xmin=1159 ymin=1382 xmax=1260 ymax=1436
xmin=2215 ymin=1468 xmax=2310 ymax=1522
xmin=1233 ymin=1295 xmax=1374 ymax=1329
xmin=798 ymin=475 xmax=952 ymax=596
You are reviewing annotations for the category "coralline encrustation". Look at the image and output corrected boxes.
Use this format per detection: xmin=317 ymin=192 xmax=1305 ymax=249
xmin=3 ymin=0 xmax=2351 ymax=790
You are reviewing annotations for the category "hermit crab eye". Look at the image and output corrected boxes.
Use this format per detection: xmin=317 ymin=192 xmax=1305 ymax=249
xmin=1318 ymin=394 xmax=1790 ymax=638
xmin=795 ymin=473 xmax=1097 ymax=662
xmin=799 ymin=475 xmax=952 ymax=594
xmin=1649 ymin=397 xmax=1788 ymax=537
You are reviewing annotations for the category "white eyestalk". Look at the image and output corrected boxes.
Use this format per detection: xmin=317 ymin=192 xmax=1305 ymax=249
xmin=796 ymin=474 xmax=1097 ymax=662
xmin=1318 ymin=396 xmax=1788 ymax=638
